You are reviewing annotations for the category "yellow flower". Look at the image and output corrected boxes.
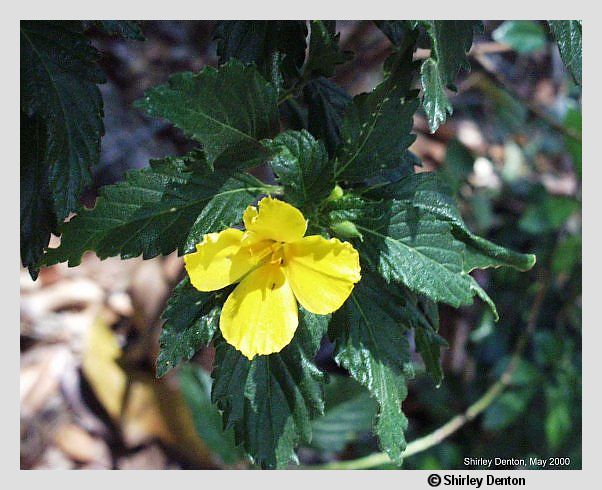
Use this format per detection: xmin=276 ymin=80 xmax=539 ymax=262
xmin=184 ymin=197 xmax=361 ymax=360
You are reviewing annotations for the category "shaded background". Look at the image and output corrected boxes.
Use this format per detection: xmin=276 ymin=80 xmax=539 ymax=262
xmin=20 ymin=20 xmax=581 ymax=469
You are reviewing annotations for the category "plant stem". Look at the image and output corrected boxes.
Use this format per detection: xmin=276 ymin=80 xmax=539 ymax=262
xmin=310 ymin=271 xmax=550 ymax=471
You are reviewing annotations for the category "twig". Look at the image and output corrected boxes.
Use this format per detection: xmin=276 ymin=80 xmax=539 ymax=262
xmin=311 ymin=271 xmax=551 ymax=470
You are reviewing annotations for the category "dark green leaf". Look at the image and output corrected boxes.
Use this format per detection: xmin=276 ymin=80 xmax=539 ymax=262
xmin=330 ymin=272 xmax=415 ymax=463
xmin=211 ymin=309 xmax=329 ymax=468
xmin=213 ymin=21 xmax=308 ymax=87
xmin=548 ymin=21 xmax=582 ymax=85
xmin=303 ymin=77 xmax=351 ymax=156
xmin=157 ymin=277 xmax=223 ymax=378
xmin=304 ymin=21 xmax=352 ymax=78
xmin=492 ymin=21 xmax=546 ymax=53
xmin=134 ymin=60 xmax=279 ymax=168
xmin=420 ymin=58 xmax=453 ymax=134
xmin=265 ymin=130 xmax=332 ymax=209
xmin=329 ymin=197 xmax=475 ymax=307
xmin=179 ymin=364 xmax=243 ymax=464
xmin=372 ymin=172 xmax=536 ymax=272
xmin=309 ymin=376 xmax=378 ymax=453
xmin=420 ymin=21 xmax=478 ymax=132
xmin=20 ymin=112 xmax=58 ymax=278
xmin=335 ymin=43 xmax=419 ymax=182
xmin=44 ymin=151 xmax=273 ymax=267
xmin=21 ymin=20 xmax=105 ymax=219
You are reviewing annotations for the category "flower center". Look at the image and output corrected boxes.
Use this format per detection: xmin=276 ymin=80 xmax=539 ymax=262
xmin=269 ymin=243 xmax=285 ymax=266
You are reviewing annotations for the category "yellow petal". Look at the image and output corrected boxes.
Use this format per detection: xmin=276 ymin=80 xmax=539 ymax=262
xmin=220 ymin=263 xmax=298 ymax=359
xmin=184 ymin=228 xmax=270 ymax=292
xmin=283 ymin=236 xmax=361 ymax=315
xmin=242 ymin=197 xmax=307 ymax=244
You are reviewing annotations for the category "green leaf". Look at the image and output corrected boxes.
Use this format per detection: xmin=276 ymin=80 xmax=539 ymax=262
xmin=330 ymin=272 xmax=415 ymax=463
xmin=309 ymin=376 xmax=378 ymax=453
xmin=329 ymin=196 xmax=475 ymax=307
xmin=334 ymin=43 xmax=419 ymax=182
xmin=420 ymin=58 xmax=453 ymax=134
xmin=303 ymin=77 xmax=351 ymax=156
xmin=20 ymin=112 xmax=58 ymax=278
xmin=179 ymin=365 xmax=243 ymax=464
xmin=265 ymin=130 xmax=332 ymax=209
xmin=134 ymin=60 xmax=279 ymax=168
xmin=492 ymin=21 xmax=546 ymax=53
xmin=84 ymin=20 xmax=145 ymax=40
xmin=211 ymin=309 xmax=329 ymax=468
xmin=21 ymin=20 xmax=105 ymax=220
xmin=156 ymin=277 xmax=223 ymax=378
xmin=372 ymin=172 xmax=536 ymax=272
xmin=420 ymin=21 xmax=478 ymax=132
xmin=548 ymin=21 xmax=582 ymax=85
xmin=44 ymin=151 xmax=273 ymax=267
xmin=213 ymin=21 xmax=308 ymax=87
xmin=304 ymin=21 xmax=352 ymax=78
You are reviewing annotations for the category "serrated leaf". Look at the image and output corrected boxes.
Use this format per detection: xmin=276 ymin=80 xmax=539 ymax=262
xmin=84 ymin=20 xmax=145 ymax=40
xmin=420 ymin=21 xmax=478 ymax=132
xmin=309 ymin=375 xmax=378 ymax=453
xmin=329 ymin=197 xmax=475 ymax=307
xmin=334 ymin=43 xmax=419 ymax=182
xmin=135 ymin=60 xmax=279 ymax=168
xmin=265 ymin=130 xmax=332 ymax=209
xmin=420 ymin=58 xmax=454 ymax=134
xmin=211 ymin=308 xmax=329 ymax=469
xmin=372 ymin=172 xmax=536 ymax=272
xmin=304 ymin=21 xmax=352 ymax=78
xmin=330 ymin=272 xmax=415 ymax=463
xmin=20 ymin=112 xmax=58 ymax=278
xmin=179 ymin=365 xmax=243 ymax=464
xmin=44 ymin=151 xmax=273 ymax=267
xmin=157 ymin=277 xmax=224 ymax=378
xmin=213 ymin=21 xmax=308 ymax=87
xmin=548 ymin=21 xmax=582 ymax=85
xmin=303 ymin=77 xmax=351 ymax=156
xmin=21 ymin=20 xmax=105 ymax=220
